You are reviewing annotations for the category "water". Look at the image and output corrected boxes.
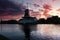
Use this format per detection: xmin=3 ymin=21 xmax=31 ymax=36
xmin=0 ymin=24 xmax=60 ymax=40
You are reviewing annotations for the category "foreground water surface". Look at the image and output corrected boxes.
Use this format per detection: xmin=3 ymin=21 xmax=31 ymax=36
xmin=0 ymin=24 xmax=60 ymax=40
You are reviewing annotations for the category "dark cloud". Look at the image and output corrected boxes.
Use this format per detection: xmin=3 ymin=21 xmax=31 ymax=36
xmin=0 ymin=0 xmax=25 ymax=16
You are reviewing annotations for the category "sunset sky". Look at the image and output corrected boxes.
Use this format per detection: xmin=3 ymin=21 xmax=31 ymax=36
xmin=0 ymin=0 xmax=60 ymax=21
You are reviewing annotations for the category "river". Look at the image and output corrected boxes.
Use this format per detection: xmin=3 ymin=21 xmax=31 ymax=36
xmin=0 ymin=24 xmax=60 ymax=40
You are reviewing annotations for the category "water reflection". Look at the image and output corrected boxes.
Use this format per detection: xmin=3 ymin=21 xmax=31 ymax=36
xmin=21 ymin=24 xmax=37 ymax=40
xmin=31 ymin=24 xmax=60 ymax=40
xmin=0 ymin=24 xmax=25 ymax=40
xmin=0 ymin=24 xmax=60 ymax=40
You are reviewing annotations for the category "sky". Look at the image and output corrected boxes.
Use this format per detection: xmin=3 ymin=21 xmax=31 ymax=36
xmin=0 ymin=0 xmax=60 ymax=21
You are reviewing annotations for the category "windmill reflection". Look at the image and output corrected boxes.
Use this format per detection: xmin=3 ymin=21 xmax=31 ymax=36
xmin=21 ymin=24 xmax=37 ymax=40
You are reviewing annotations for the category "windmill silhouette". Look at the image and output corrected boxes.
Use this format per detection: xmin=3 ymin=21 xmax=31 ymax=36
xmin=19 ymin=2 xmax=37 ymax=24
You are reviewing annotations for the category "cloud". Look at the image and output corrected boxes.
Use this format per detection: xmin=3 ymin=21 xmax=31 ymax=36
xmin=0 ymin=0 xmax=25 ymax=16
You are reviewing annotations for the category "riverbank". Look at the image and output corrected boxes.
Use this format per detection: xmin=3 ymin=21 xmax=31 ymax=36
xmin=0 ymin=34 xmax=9 ymax=40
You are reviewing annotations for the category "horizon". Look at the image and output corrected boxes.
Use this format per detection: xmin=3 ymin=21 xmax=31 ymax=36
xmin=0 ymin=16 xmax=59 ymax=21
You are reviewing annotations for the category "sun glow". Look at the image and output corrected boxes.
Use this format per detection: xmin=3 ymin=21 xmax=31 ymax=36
xmin=48 ymin=9 xmax=60 ymax=17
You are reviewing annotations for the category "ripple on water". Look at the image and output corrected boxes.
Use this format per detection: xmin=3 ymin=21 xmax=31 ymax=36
xmin=31 ymin=24 xmax=60 ymax=40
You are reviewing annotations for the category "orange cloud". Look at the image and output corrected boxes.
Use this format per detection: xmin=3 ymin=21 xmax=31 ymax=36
xmin=57 ymin=9 xmax=60 ymax=12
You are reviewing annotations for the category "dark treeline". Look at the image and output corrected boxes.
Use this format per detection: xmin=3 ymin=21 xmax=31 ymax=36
xmin=0 ymin=16 xmax=60 ymax=24
xmin=0 ymin=20 xmax=18 ymax=24
xmin=38 ymin=16 xmax=60 ymax=24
